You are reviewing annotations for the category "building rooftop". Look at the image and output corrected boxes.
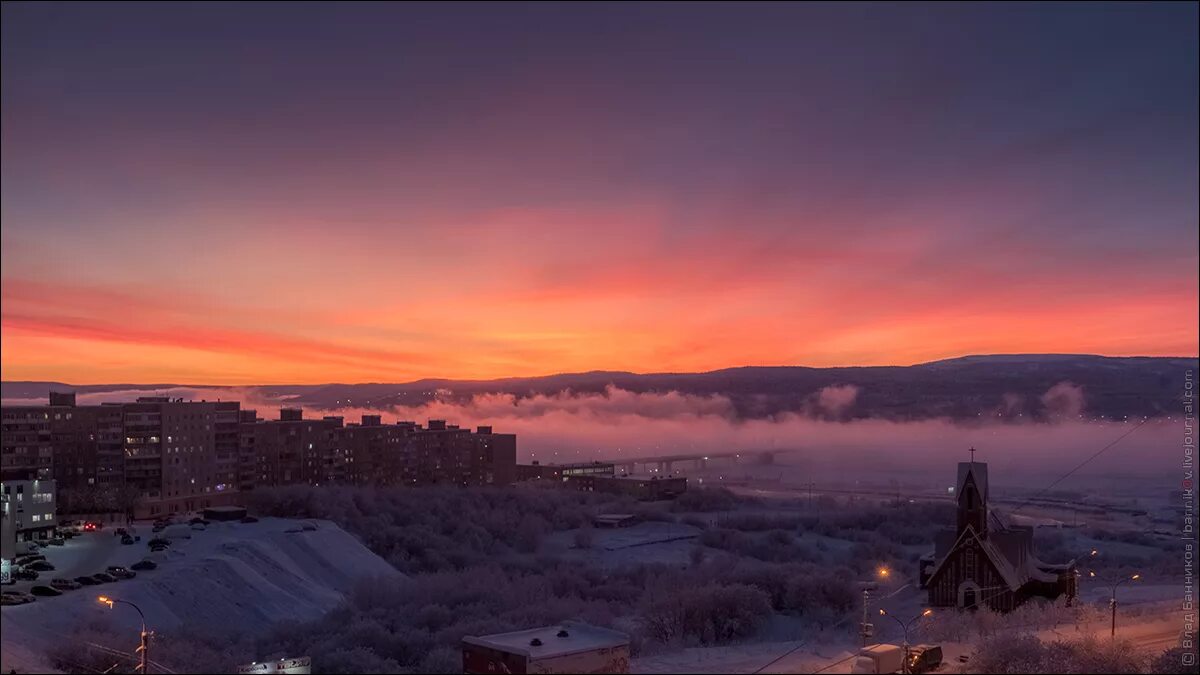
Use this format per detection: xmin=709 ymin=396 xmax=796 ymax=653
xmin=462 ymin=621 xmax=629 ymax=660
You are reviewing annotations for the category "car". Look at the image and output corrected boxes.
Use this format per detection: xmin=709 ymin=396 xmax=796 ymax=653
xmin=106 ymin=566 xmax=136 ymax=580
xmin=1 ymin=591 xmax=36 ymax=605
xmin=30 ymin=585 xmax=63 ymax=597
xmin=28 ymin=561 xmax=56 ymax=572
xmin=83 ymin=522 xmax=97 ymax=532
xmin=14 ymin=569 xmax=39 ymax=581
xmin=130 ymin=559 xmax=157 ymax=571
xmin=149 ymin=544 xmax=168 ymax=553
xmin=50 ymin=578 xmax=82 ymax=591
xmin=148 ymin=538 xmax=170 ymax=548
xmin=15 ymin=554 xmax=46 ymax=565
xmin=190 ymin=523 xmax=206 ymax=531
xmin=74 ymin=576 xmax=100 ymax=586
xmin=301 ymin=522 xmax=318 ymax=531
xmin=909 ymin=645 xmax=943 ymax=674
xmin=48 ymin=537 xmax=66 ymax=546
xmin=91 ymin=573 xmax=117 ymax=583
xmin=61 ymin=530 xmax=79 ymax=539
xmin=121 ymin=535 xmax=136 ymax=545
xmin=189 ymin=517 xmax=209 ymax=526
xmin=239 ymin=516 xmax=259 ymax=524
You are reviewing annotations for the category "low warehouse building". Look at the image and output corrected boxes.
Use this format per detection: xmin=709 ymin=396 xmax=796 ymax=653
xmin=462 ymin=621 xmax=630 ymax=674
xmin=566 ymin=474 xmax=688 ymax=501
xmin=203 ymin=505 xmax=248 ymax=521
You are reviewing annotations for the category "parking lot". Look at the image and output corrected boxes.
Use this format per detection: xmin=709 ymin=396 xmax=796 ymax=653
xmin=6 ymin=523 xmax=160 ymax=598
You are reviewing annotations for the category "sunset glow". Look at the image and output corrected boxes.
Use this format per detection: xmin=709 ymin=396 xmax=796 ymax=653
xmin=3 ymin=3 xmax=1196 ymax=384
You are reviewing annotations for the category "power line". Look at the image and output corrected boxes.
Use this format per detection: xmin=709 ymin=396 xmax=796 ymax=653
xmin=1010 ymin=417 xmax=1149 ymax=514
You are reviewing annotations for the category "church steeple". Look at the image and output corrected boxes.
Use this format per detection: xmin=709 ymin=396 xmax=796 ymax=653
xmin=956 ymin=450 xmax=988 ymax=537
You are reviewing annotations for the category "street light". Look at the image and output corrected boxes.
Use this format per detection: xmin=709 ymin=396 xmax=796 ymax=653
xmin=879 ymin=608 xmax=932 ymax=674
xmin=1086 ymin=571 xmax=1141 ymax=638
xmin=97 ymin=595 xmax=150 ymax=673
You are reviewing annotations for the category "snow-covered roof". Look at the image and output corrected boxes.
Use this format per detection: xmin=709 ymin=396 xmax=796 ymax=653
xmin=926 ymin=525 xmax=1026 ymax=592
xmin=462 ymin=621 xmax=629 ymax=660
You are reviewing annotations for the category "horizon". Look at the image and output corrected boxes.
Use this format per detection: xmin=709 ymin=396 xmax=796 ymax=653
xmin=3 ymin=351 xmax=1198 ymax=388
xmin=3 ymin=3 xmax=1198 ymax=384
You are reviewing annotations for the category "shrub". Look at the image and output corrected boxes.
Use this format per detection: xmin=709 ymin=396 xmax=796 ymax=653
xmin=638 ymin=583 xmax=772 ymax=645
xmin=672 ymin=487 xmax=739 ymax=512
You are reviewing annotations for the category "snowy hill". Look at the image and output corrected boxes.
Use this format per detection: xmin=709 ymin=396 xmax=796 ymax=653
xmin=1 ymin=517 xmax=402 ymax=672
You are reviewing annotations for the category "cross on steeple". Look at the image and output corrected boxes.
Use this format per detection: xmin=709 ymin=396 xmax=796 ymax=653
xmin=969 ymin=446 xmax=977 ymax=465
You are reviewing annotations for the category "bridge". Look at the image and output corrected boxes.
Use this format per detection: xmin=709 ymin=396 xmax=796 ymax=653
xmin=603 ymin=449 xmax=780 ymax=475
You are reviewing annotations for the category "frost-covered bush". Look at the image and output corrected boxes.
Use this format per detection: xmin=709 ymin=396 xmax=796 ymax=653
xmin=968 ymin=633 xmax=1148 ymax=673
xmin=671 ymin=486 xmax=740 ymax=512
xmin=638 ymin=583 xmax=772 ymax=644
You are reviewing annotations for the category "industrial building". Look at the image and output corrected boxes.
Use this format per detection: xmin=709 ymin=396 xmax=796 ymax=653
xmin=567 ymin=474 xmax=688 ymax=501
xmin=462 ymin=621 xmax=630 ymax=674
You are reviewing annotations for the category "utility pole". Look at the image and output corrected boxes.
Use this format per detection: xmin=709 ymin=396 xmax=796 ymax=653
xmin=861 ymin=587 xmax=871 ymax=647
xmin=879 ymin=608 xmax=933 ymax=675
xmin=1085 ymin=569 xmax=1140 ymax=638
xmin=97 ymin=596 xmax=150 ymax=672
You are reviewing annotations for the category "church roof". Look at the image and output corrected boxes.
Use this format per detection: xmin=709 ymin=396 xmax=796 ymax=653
xmin=957 ymin=461 xmax=988 ymax=501
xmin=926 ymin=525 xmax=1028 ymax=593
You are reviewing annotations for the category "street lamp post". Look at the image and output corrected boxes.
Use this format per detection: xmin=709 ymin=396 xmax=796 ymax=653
xmin=1086 ymin=572 xmax=1141 ymax=638
xmin=879 ymin=608 xmax=932 ymax=674
xmin=860 ymin=565 xmax=895 ymax=647
xmin=98 ymin=596 xmax=150 ymax=673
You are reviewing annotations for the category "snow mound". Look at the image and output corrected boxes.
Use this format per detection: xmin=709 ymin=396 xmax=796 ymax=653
xmin=1 ymin=517 xmax=402 ymax=671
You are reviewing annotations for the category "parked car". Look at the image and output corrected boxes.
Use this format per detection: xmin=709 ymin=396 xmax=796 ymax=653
xmin=15 ymin=569 xmax=39 ymax=581
xmin=239 ymin=516 xmax=259 ymax=524
xmin=130 ymin=559 xmax=158 ymax=571
xmin=189 ymin=517 xmax=209 ymax=526
xmin=121 ymin=535 xmax=136 ymax=545
xmin=50 ymin=578 xmax=82 ymax=591
xmin=61 ymin=530 xmax=79 ymax=539
xmin=106 ymin=566 xmax=136 ymax=580
xmin=301 ymin=521 xmax=318 ymax=531
xmin=1 ymin=591 xmax=36 ymax=605
xmin=28 ymin=561 xmax=56 ymax=572
xmin=907 ymin=645 xmax=943 ymax=674
xmin=114 ymin=528 xmax=128 ymax=537
xmin=91 ymin=573 xmax=117 ymax=583
xmin=30 ymin=585 xmax=63 ymax=597
xmin=74 ymin=576 xmax=100 ymax=586
xmin=148 ymin=538 xmax=170 ymax=548
xmin=48 ymin=537 xmax=66 ymax=546
xmin=15 ymin=554 xmax=46 ymax=566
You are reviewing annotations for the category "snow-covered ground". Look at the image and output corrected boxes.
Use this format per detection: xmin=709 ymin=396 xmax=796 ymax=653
xmin=1 ymin=517 xmax=401 ymax=673
xmin=544 ymin=521 xmax=702 ymax=568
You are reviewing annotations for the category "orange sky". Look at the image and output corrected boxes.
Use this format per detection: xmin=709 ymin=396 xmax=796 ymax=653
xmin=2 ymin=3 xmax=1197 ymax=384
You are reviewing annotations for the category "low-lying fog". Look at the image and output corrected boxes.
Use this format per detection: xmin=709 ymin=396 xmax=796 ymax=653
xmin=6 ymin=384 xmax=1187 ymax=496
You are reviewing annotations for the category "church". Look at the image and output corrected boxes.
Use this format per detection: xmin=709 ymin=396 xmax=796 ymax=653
xmin=918 ymin=455 xmax=1077 ymax=612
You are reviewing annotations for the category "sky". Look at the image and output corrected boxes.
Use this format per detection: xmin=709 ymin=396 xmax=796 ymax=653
xmin=2 ymin=2 xmax=1197 ymax=385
